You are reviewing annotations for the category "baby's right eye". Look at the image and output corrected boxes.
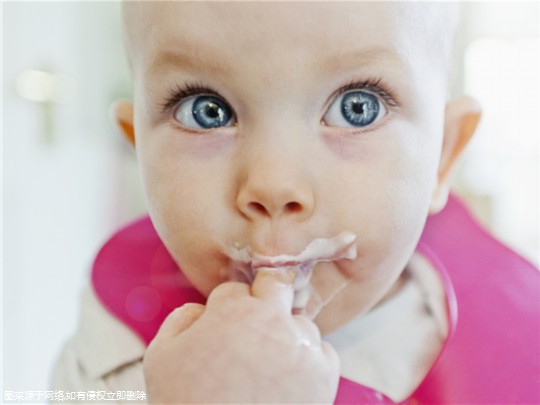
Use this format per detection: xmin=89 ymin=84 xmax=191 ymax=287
xmin=173 ymin=95 xmax=235 ymax=129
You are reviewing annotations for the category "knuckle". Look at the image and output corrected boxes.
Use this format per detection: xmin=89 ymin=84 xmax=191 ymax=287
xmin=293 ymin=315 xmax=322 ymax=341
xmin=169 ymin=304 xmax=189 ymax=319
xmin=207 ymin=281 xmax=247 ymax=305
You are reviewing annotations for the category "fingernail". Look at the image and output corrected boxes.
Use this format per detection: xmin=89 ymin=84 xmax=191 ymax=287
xmin=285 ymin=268 xmax=298 ymax=283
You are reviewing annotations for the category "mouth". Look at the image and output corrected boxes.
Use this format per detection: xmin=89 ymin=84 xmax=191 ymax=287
xmin=224 ymin=232 xmax=357 ymax=313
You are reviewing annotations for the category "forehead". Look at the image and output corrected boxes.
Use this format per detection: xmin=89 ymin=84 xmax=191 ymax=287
xmin=125 ymin=2 xmax=451 ymax=79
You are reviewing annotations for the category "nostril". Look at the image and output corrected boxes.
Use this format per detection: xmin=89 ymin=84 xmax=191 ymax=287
xmin=285 ymin=201 xmax=303 ymax=213
xmin=245 ymin=201 xmax=303 ymax=217
xmin=248 ymin=202 xmax=269 ymax=216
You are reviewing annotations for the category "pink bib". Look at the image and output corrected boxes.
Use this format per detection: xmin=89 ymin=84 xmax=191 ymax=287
xmin=92 ymin=195 xmax=540 ymax=403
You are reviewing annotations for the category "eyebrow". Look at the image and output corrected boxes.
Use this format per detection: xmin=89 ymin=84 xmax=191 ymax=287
xmin=318 ymin=47 xmax=411 ymax=77
xmin=146 ymin=47 xmax=234 ymax=77
xmin=147 ymin=44 xmax=410 ymax=82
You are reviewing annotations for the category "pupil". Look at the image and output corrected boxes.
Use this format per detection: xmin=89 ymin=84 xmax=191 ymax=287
xmin=352 ymin=102 xmax=365 ymax=115
xmin=206 ymin=104 xmax=219 ymax=118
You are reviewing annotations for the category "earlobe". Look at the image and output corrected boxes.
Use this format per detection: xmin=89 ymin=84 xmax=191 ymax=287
xmin=110 ymin=100 xmax=135 ymax=146
xmin=429 ymin=96 xmax=482 ymax=214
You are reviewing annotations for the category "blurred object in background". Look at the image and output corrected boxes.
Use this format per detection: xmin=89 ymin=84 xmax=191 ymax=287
xmin=16 ymin=69 xmax=77 ymax=143
xmin=2 ymin=1 xmax=145 ymax=395
xmin=451 ymin=2 xmax=539 ymax=265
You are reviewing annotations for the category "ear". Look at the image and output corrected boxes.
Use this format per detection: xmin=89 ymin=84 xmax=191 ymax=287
xmin=429 ymin=96 xmax=482 ymax=214
xmin=110 ymin=99 xmax=135 ymax=146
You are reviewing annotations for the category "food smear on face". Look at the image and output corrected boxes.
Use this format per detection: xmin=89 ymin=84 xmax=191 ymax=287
xmin=225 ymin=232 xmax=357 ymax=312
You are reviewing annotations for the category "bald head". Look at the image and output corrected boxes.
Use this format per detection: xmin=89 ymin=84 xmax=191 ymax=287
xmin=121 ymin=2 xmax=459 ymax=84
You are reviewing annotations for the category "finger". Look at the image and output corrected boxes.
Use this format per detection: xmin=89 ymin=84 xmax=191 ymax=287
xmin=251 ymin=268 xmax=295 ymax=312
xmin=206 ymin=281 xmax=251 ymax=309
xmin=321 ymin=340 xmax=341 ymax=371
xmin=153 ymin=303 xmax=205 ymax=341
xmin=293 ymin=314 xmax=322 ymax=344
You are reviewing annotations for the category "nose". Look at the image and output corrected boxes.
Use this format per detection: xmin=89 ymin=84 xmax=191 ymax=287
xmin=236 ymin=153 xmax=315 ymax=222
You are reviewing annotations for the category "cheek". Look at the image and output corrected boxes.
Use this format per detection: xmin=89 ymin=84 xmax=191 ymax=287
xmin=331 ymin=124 xmax=440 ymax=262
xmin=318 ymin=131 xmax=439 ymax=331
xmin=135 ymin=132 xmax=231 ymax=286
xmin=137 ymin=130 xmax=228 ymax=225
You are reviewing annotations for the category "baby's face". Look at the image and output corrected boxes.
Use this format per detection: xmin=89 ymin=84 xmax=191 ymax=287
xmin=128 ymin=2 xmax=450 ymax=334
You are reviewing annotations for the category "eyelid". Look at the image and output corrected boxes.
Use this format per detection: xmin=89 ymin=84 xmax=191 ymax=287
xmin=327 ymin=78 xmax=399 ymax=112
xmin=161 ymin=82 xmax=228 ymax=114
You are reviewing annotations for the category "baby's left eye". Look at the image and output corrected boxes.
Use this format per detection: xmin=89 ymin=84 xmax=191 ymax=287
xmin=323 ymin=90 xmax=387 ymax=128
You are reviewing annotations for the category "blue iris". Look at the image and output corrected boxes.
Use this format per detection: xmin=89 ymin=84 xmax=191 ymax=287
xmin=192 ymin=96 xmax=233 ymax=129
xmin=340 ymin=91 xmax=380 ymax=127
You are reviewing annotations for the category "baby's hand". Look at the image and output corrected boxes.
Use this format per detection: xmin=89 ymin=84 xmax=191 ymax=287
xmin=143 ymin=270 xmax=340 ymax=403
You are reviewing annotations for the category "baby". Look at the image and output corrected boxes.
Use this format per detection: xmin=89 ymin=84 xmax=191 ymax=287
xmin=52 ymin=2 xmax=539 ymax=404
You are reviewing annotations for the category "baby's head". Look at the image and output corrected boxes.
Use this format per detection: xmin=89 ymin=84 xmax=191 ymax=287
xmin=114 ymin=2 xmax=480 ymax=334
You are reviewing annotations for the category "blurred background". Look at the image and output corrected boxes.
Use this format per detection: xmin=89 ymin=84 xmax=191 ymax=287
xmin=2 ymin=1 xmax=539 ymax=399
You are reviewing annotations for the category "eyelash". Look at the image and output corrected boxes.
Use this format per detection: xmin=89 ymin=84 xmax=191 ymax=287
xmin=160 ymin=82 xmax=222 ymax=114
xmin=160 ymin=78 xmax=399 ymax=116
xmin=330 ymin=77 xmax=399 ymax=109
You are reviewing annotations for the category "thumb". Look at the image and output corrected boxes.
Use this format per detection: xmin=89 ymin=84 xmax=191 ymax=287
xmin=251 ymin=268 xmax=295 ymax=313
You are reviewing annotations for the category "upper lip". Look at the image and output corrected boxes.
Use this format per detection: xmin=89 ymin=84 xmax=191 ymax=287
xmin=251 ymin=259 xmax=308 ymax=270
xmin=228 ymin=231 xmax=357 ymax=270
